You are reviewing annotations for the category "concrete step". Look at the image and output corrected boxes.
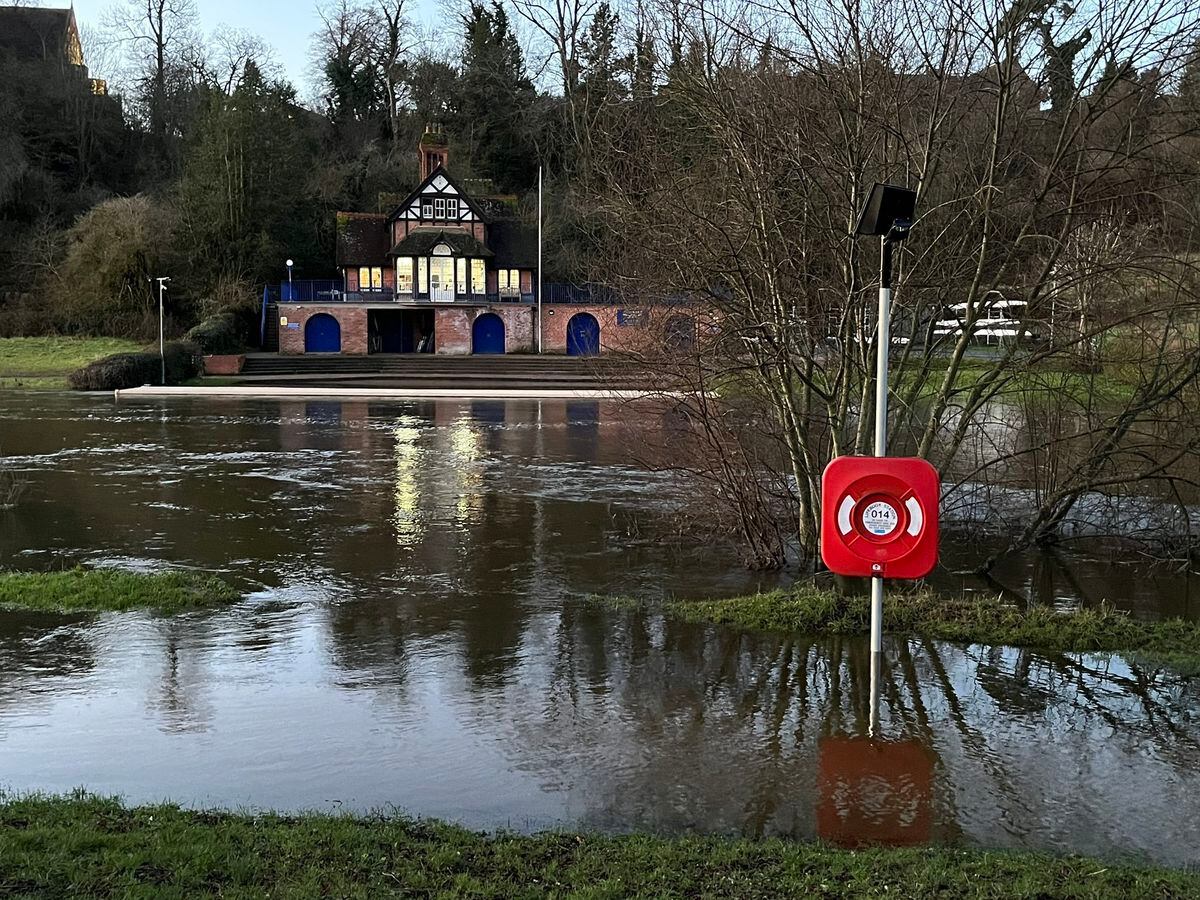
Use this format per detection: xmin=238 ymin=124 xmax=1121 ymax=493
xmin=240 ymin=358 xmax=629 ymax=376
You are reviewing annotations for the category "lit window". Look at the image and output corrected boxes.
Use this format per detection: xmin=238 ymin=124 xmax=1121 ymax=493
xmin=418 ymin=258 xmax=428 ymax=294
xmin=471 ymin=259 xmax=485 ymax=295
xmin=434 ymin=197 xmax=446 ymax=218
xmin=358 ymin=266 xmax=383 ymax=291
xmin=446 ymin=198 xmax=458 ymax=219
xmin=456 ymin=258 xmax=467 ymax=295
xmin=498 ymin=269 xmax=520 ymax=296
xmin=396 ymin=258 xmax=413 ymax=295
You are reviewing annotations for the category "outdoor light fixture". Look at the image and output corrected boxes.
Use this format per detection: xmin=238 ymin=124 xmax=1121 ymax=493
xmin=285 ymin=259 xmax=294 ymax=301
xmin=854 ymin=183 xmax=917 ymax=241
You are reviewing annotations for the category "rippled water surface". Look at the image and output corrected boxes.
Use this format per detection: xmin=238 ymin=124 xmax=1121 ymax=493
xmin=0 ymin=393 xmax=1197 ymax=867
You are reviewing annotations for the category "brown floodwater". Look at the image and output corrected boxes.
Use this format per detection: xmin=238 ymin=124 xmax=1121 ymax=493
xmin=0 ymin=393 xmax=1197 ymax=867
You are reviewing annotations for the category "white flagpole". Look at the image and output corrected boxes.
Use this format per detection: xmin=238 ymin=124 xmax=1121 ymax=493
xmin=537 ymin=164 xmax=543 ymax=354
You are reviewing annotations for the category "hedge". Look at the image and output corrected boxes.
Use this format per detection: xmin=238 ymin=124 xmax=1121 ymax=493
xmin=184 ymin=313 xmax=246 ymax=355
xmin=68 ymin=341 xmax=201 ymax=391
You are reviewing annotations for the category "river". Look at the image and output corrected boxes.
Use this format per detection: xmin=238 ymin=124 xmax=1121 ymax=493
xmin=0 ymin=393 xmax=1197 ymax=866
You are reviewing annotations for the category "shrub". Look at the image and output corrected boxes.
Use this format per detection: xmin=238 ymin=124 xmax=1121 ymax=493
xmin=68 ymin=341 xmax=200 ymax=391
xmin=184 ymin=313 xmax=245 ymax=355
xmin=46 ymin=196 xmax=178 ymax=340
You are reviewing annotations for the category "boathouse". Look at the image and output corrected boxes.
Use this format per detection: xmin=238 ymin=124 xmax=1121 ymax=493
xmin=269 ymin=128 xmax=637 ymax=356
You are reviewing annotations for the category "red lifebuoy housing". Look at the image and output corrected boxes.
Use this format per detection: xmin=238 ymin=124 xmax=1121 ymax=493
xmin=820 ymin=456 xmax=940 ymax=579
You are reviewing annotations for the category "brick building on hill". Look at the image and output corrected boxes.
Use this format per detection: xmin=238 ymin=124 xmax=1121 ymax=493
xmin=0 ymin=4 xmax=109 ymax=95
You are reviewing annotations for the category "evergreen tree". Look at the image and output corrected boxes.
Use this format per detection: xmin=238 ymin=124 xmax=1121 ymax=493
xmin=579 ymin=2 xmax=624 ymax=100
xmin=179 ymin=62 xmax=322 ymax=290
xmin=455 ymin=2 xmax=537 ymax=191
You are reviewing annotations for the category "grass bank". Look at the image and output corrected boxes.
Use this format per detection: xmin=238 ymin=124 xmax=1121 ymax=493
xmin=1 ymin=795 xmax=1195 ymax=899
xmin=603 ymin=588 xmax=1200 ymax=670
xmin=0 ymin=568 xmax=240 ymax=614
xmin=0 ymin=336 xmax=143 ymax=390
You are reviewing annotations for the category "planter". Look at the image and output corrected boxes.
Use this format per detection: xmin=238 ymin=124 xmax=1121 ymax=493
xmin=202 ymin=354 xmax=245 ymax=376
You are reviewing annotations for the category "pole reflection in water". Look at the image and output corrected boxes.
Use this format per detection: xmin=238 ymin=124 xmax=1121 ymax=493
xmin=817 ymin=648 xmax=934 ymax=848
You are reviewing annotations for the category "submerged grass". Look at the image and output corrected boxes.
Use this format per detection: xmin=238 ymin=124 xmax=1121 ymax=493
xmin=1 ymin=794 xmax=1195 ymax=899
xmin=0 ymin=568 xmax=240 ymax=614
xmin=603 ymin=588 xmax=1200 ymax=670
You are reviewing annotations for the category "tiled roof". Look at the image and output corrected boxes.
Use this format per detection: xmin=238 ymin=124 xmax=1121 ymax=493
xmin=389 ymin=228 xmax=493 ymax=258
xmin=335 ymin=213 xmax=389 ymax=266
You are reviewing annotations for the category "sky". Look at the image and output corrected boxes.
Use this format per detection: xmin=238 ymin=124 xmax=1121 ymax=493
xmin=64 ymin=0 xmax=445 ymax=96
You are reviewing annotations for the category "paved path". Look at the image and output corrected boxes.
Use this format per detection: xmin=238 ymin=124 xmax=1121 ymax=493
xmin=115 ymin=385 xmax=683 ymax=400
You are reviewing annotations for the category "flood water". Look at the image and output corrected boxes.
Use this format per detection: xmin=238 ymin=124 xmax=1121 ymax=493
xmin=0 ymin=393 xmax=1198 ymax=867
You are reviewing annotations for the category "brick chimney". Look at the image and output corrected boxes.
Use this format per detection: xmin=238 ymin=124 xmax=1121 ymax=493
xmin=419 ymin=123 xmax=449 ymax=181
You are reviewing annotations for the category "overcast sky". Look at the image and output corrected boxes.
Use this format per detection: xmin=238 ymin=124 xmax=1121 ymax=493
xmin=65 ymin=0 xmax=446 ymax=96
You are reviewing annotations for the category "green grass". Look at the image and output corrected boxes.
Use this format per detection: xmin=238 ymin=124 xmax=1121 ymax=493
xmin=602 ymin=588 xmax=1200 ymax=671
xmin=0 ymin=337 xmax=143 ymax=389
xmin=0 ymin=568 xmax=240 ymax=614
xmin=0 ymin=794 xmax=1194 ymax=899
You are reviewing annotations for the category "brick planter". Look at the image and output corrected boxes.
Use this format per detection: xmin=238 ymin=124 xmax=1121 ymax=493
xmin=202 ymin=354 xmax=245 ymax=375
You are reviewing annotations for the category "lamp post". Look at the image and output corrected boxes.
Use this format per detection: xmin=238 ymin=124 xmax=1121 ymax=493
xmin=155 ymin=276 xmax=171 ymax=385
xmin=852 ymin=183 xmax=917 ymax=666
xmin=286 ymin=259 xmax=294 ymax=301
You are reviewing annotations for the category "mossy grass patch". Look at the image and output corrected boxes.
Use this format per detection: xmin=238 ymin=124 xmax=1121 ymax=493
xmin=0 ymin=568 xmax=240 ymax=614
xmin=599 ymin=587 xmax=1200 ymax=671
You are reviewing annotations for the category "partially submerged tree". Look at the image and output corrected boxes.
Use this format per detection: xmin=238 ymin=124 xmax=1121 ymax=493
xmin=583 ymin=0 xmax=1200 ymax=568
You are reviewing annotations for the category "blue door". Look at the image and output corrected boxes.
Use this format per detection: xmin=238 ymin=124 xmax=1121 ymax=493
xmin=305 ymin=313 xmax=341 ymax=353
xmin=567 ymin=313 xmax=600 ymax=356
xmin=472 ymin=313 xmax=505 ymax=354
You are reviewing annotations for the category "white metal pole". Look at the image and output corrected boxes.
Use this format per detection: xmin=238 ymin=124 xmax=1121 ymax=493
xmin=868 ymin=638 xmax=881 ymax=737
xmin=158 ymin=279 xmax=166 ymax=386
xmin=871 ymin=239 xmax=891 ymax=657
xmin=537 ymin=164 xmax=543 ymax=354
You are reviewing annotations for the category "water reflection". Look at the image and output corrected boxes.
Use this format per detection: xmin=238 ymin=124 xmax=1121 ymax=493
xmin=0 ymin=394 xmax=1198 ymax=866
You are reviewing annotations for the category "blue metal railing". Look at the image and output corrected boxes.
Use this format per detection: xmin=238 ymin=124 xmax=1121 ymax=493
xmin=266 ymin=280 xmax=345 ymax=303
xmin=539 ymin=283 xmax=622 ymax=305
xmin=264 ymin=280 xmax=629 ymax=307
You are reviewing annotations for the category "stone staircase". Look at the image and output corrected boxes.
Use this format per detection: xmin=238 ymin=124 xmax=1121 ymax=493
xmin=235 ymin=353 xmax=652 ymax=391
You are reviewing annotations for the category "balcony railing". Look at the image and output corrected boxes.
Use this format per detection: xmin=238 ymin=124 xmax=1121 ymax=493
xmin=265 ymin=281 xmax=626 ymax=305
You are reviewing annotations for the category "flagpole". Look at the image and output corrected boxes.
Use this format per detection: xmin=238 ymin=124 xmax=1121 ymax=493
xmin=537 ymin=164 xmax=543 ymax=354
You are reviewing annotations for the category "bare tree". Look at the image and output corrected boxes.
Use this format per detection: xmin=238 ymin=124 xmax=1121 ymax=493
xmin=508 ymin=0 xmax=598 ymax=95
xmin=104 ymin=0 xmax=199 ymax=141
xmin=582 ymin=0 xmax=1200 ymax=569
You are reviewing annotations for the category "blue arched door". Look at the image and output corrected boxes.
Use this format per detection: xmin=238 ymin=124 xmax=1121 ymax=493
xmin=567 ymin=313 xmax=600 ymax=356
xmin=472 ymin=313 xmax=505 ymax=354
xmin=305 ymin=313 xmax=341 ymax=353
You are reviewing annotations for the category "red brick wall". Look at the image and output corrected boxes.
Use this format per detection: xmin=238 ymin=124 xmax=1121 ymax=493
xmin=435 ymin=308 xmax=471 ymax=354
xmin=434 ymin=304 xmax=534 ymax=355
xmin=278 ymin=306 xmax=369 ymax=355
xmin=539 ymin=305 xmax=647 ymax=354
